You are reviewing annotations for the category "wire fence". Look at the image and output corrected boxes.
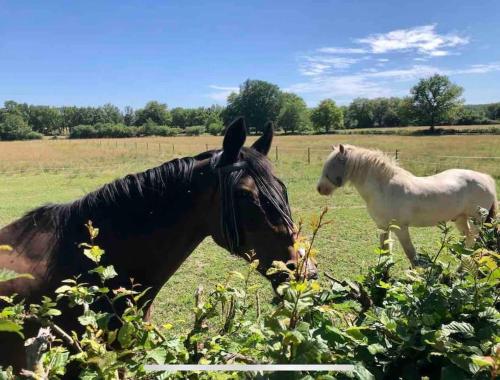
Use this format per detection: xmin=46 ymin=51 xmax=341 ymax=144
xmin=1 ymin=141 xmax=499 ymax=175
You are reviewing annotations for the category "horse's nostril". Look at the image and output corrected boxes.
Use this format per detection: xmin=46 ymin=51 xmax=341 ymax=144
xmin=286 ymin=262 xmax=297 ymax=271
xmin=309 ymin=271 xmax=319 ymax=280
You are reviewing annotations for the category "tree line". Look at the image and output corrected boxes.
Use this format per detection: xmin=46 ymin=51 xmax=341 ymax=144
xmin=1 ymin=75 xmax=499 ymax=140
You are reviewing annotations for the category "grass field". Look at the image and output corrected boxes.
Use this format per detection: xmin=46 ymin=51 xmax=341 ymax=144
xmin=1 ymin=134 xmax=499 ymax=330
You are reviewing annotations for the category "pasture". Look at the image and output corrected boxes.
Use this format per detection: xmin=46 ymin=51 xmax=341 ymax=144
xmin=1 ymin=134 xmax=499 ymax=330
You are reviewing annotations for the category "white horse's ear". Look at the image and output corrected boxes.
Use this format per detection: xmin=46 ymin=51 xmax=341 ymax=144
xmin=339 ymin=144 xmax=345 ymax=154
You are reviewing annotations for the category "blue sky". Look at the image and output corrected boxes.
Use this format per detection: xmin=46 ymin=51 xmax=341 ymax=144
xmin=1 ymin=0 xmax=499 ymax=108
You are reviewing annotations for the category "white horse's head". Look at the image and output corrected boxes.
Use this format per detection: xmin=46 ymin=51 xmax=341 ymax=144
xmin=317 ymin=144 xmax=348 ymax=195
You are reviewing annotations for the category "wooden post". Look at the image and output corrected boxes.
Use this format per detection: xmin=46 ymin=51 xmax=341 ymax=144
xmin=275 ymin=146 xmax=279 ymax=161
xmin=395 ymin=149 xmax=399 ymax=160
xmin=205 ymin=144 xmax=209 ymax=151
xmin=146 ymin=142 xmax=149 ymax=150
xmin=158 ymin=143 xmax=161 ymax=153
xmin=172 ymin=144 xmax=175 ymax=153
xmin=307 ymin=147 xmax=311 ymax=164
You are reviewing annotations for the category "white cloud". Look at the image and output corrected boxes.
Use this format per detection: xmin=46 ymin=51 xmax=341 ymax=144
xmin=289 ymin=62 xmax=500 ymax=103
xmin=357 ymin=24 xmax=469 ymax=56
xmin=286 ymin=74 xmax=390 ymax=99
xmin=316 ymin=47 xmax=367 ymax=54
xmin=288 ymin=25 xmax=492 ymax=103
xmin=207 ymin=85 xmax=238 ymax=102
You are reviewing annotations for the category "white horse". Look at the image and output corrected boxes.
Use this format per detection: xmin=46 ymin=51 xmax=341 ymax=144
xmin=317 ymin=144 xmax=498 ymax=265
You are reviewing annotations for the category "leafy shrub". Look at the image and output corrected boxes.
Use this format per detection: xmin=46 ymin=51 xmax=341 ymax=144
xmin=1 ymin=212 xmax=498 ymax=379
xmin=185 ymin=125 xmax=205 ymax=136
xmin=0 ymin=114 xmax=37 ymax=141
xmin=141 ymin=124 xmax=181 ymax=137
xmin=70 ymin=124 xmax=138 ymax=139
xmin=69 ymin=125 xmax=96 ymax=139
xmin=207 ymin=122 xmax=224 ymax=136
xmin=24 ymin=131 xmax=43 ymax=140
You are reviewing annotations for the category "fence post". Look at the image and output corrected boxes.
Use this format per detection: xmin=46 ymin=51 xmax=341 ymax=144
xmin=158 ymin=143 xmax=161 ymax=153
xmin=205 ymin=144 xmax=209 ymax=151
xmin=275 ymin=146 xmax=279 ymax=161
xmin=172 ymin=144 xmax=175 ymax=153
xmin=395 ymin=149 xmax=399 ymax=160
xmin=307 ymin=147 xmax=311 ymax=164
xmin=146 ymin=142 xmax=149 ymax=151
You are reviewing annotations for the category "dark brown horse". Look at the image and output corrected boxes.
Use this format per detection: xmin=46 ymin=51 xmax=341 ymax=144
xmin=0 ymin=117 xmax=317 ymax=370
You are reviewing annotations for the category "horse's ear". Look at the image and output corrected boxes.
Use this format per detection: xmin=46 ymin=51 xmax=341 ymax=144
xmin=251 ymin=121 xmax=274 ymax=156
xmin=339 ymin=144 xmax=345 ymax=155
xmin=219 ymin=117 xmax=247 ymax=166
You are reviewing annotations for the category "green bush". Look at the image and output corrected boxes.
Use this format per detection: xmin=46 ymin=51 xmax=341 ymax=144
xmin=207 ymin=122 xmax=224 ymax=136
xmin=1 ymin=213 xmax=498 ymax=379
xmin=141 ymin=124 xmax=181 ymax=137
xmin=69 ymin=125 xmax=96 ymax=138
xmin=0 ymin=114 xmax=37 ymax=141
xmin=24 ymin=131 xmax=43 ymax=140
xmin=185 ymin=125 xmax=205 ymax=136
xmin=70 ymin=124 xmax=138 ymax=139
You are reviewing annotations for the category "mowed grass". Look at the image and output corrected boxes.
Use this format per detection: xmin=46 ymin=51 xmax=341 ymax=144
xmin=1 ymin=134 xmax=499 ymax=330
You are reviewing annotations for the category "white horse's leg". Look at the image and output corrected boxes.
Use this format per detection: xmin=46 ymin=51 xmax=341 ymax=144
xmin=455 ymin=216 xmax=475 ymax=247
xmin=394 ymin=226 xmax=417 ymax=266
xmin=379 ymin=230 xmax=390 ymax=252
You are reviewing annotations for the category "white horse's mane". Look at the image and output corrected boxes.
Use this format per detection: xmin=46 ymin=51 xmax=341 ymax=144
xmin=344 ymin=144 xmax=404 ymax=182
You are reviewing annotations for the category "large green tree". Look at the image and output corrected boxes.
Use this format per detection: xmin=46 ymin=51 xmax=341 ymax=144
xmin=277 ymin=93 xmax=311 ymax=134
xmin=134 ymin=101 xmax=172 ymax=126
xmin=345 ymin=98 xmax=374 ymax=129
xmin=311 ymin=99 xmax=343 ymax=133
xmin=410 ymin=74 xmax=464 ymax=132
xmin=0 ymin=113 xmax=32 ymax=140
xmin=224 ymin=79 xmax=283 ymax=133
xmin=28 ymin=106 xmax=62 ymax=135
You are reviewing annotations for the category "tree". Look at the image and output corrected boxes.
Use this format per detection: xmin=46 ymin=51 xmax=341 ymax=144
xmin=171 ymin=107 xmax=189 ymax=128
xmin=0 ymin=113 xmax=33 ymax=140
xmin=345 ymin=98 xmax=374 ymax=129
xmin=310 ymin=99 xmax=343 ymax=133
xmin=28 ymin=106 xmax=62 ymax=135
xmin=134 ymin=101 xmax=172 ymax=126
xmin=410 ymin=74 xmax=464 ymax=132
xmin=223 ymin=79 xmax=283 ymax=133
xmin=486 ymin=102 xmax=500 ymax=120
xmin=100 ymin=103 xmax=123 ymax=124
xmin=123 ymin=106 xmax=135 ymax=126
xmin=276 ymin=93 xmax=311 ymax=134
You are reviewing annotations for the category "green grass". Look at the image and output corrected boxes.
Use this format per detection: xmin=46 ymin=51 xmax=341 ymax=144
xmin=1 ymin=135 xmax=499 ymax=331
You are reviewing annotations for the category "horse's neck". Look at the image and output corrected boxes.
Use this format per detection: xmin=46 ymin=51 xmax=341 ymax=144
xmin=347 ymin=153 xmax=396 ymax=205
xmin=93 ymin=196 xmax=210 ymax=292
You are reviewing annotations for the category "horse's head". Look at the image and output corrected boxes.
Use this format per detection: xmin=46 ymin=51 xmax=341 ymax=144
xmin=317 ymin=144 xmax=348 ymax=196
xmin=202 ymin=117 xmax=318 ymax=287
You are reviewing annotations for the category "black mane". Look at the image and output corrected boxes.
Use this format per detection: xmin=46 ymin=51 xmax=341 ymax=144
xmin=14 ymin=147 xmax=293 ymax=258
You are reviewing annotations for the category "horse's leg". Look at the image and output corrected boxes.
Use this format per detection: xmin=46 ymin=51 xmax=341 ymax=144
xmin=379 ymin=230 xmax=391 ymax=252
xmin=394 ymin=226 xmax=417 ymax=266
xmin=455 ymin=216 xmax=475 ymax=247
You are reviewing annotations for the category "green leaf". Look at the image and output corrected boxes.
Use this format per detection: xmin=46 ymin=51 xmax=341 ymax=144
xmin=368 ymin=343 xmax=386 ymax=355
xmin=90 ymin=265 xmax=117 ymax=281
xmin=0 ymin=268 xmax=34 ymax=283
xmin=0 ymin=319 xmax=24 ymax=338
xmin=82 ymin=245 xmax=105 ymax=264
xmin=441 ymin=321 xmax=475 ymax=338
xmin=146 ymin=347 xmax=167 ymax=365
xmin=117 ymin=322 xmax=134 ymax=348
